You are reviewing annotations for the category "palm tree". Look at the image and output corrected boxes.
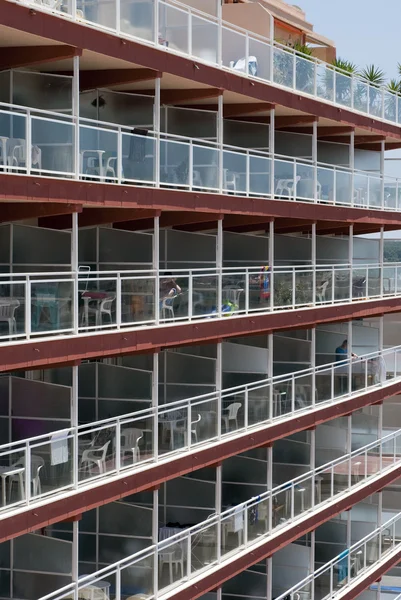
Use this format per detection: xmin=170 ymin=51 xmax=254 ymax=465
xmin=386 ymin=79 xmax=401 ymax=121
xmin=359 ymin=65 xmax=386 ymax=116
xmin=292 ymin=42 xmax=314 ymax=93
xmin=359 ymin=64 xmax=386 ymax=87
xmin=328 ymin=58 xmax=358 ymax=105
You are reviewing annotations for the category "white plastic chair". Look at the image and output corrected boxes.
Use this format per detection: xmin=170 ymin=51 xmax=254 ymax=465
xmin=87 ymin=294 xmax=116 ymax=327
xmin=9 ymin=454 xmax=44 ymax=500
xmin=159 ymin=543 xmax=185 ymax=582
xmin=175 ymin=414 xmax=202 ymax=446
xmin=223 ymin=286 xmax=244 ymax=307
xmin=119 ymin=427 xmax=143 ymax=462
xmin=0 ymin=298 xmax=20 ymax=336
xmin=275 ymin=176 xmax=301 ymax=199
xmin=223 ymin=169 xmax=240 ymax=193
xmin=81 ymin=440 xmax=110 ymax=474
xmin=222 ymin=402 xmax=242 ymax=432
xmin=160 ymin=294 xmax=178 ymax=321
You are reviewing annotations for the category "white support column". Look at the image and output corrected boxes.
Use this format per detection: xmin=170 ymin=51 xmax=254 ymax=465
xmin=349 ymin=224 xmax=354 ymax=302
xmin=72 ymin=364 xmax=78 ymax=489
xmin=72 ymin=520 xmax=79 ymax=582
xmin=155 ymin=77 xmax=161 ymax=187
xmin=310 ymin=428 xmax=316 ymax=509
xmin=269 ymin=220 xmax=274 ymax=312
xmin=152 ymin=488 xmax=159 ymax=593
xmin=266 ymin=556 xmax=273 ymax=600
xmin=346 ymin=508 xmax=352 ymax=583
xmin=269 ymin=108 xmax=275 ymax=197
xmin=348 ymin=320 xmax=353 ymax=395
xmin=347 ymin=413 xmax=352 ymax=488
xmin=216 ymin=0 xmax=222 ymax=66
xmin=268 ymin=333 xmax=273 ymax=419
xmin=350 ymin=130 xmax=355 ymax=207
xmin=153 ymin=215 xmax=160 ymax=326
xmin=312 ymin=120 xmax=318 ymax=200
xmin=311 ymin=222 xmax=316 ymax=306
xmin=72 ymin=56 xmax=80 ymax=180
xmin=152 ymin=352 xmax=159 ymax=462
xmin=311 ymin=328 xmax=316 ymax=408
xmin=216 ymin=341 xmax=222 ymax=439
xmin=216 ymin=463 xmax=222 ymax=560
xmin=380 ymin=140 xmax=385 ymax=210
xmin=310 ymin=530 xmax=315 ymax=581
xmin=72 ymin=211 xmax=79 ymax=335
xmin=217 ymin=217 xmax=223 ymax=318
xmin=379 ymin=226 xmax=384 ymax=297
xmin=267 ymin=445 xmax=273 ymax=533
xmin=218 ymin=94 xmax=224 ymax=192
xmin=217 ymin=588 xmax=223 ymax=600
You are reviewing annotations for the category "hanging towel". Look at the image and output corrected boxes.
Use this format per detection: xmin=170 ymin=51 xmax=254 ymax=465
xmin=50 ymin=431 xmax=69 ymax=466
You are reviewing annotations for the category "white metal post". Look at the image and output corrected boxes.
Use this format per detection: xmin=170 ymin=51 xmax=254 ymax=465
xmin=348 ymin=320 xmax=353 ymax=396
xmin=216 ymin=341 xmax=222 ymax=439
xmin=267 ymin=445 xmax=273 ymax=533
xmin=216 ymin=463 xmax=222 ymax=560
xmin=217 ymin=0 xmax=222 ymax=67
xmin=217 ymin=217 xmax=223 ymax=318
xmin=73 ymin=56 xmax=80 ymax=179
xmin=71 ymin=211 xmax=79 ymax=335
xmin=379 ymin=226 xmax=384 ymax=297
xmin=310 ymin=428 xmax=316 ymax=509
xmin=152 ymin=352 xmax=159 ymax=462
xmin=312 ymin=120 xmax=318 ymax=200
xmin=380 ymin=140 xmax=385 ymax=210
xmin=266 ymin=557 xmax=273 ymax=600
xmin=346 ymin=509 xmax=351 ymax=583
xmin=269 ymin=108 xmax=275 ymax=197
xmin=310 ymin=530 xmax=315 ymax=584
xmin=379 ymin=400 xmax=383 ymax=472
xmin=218 ymin=94 xmax=224 ymax=193
xmin=350 ymin=130 xmax=355 ymax=207
xmin=312 ymin=222 xmax=316 ymax=306
xmin=152 ymin=488 xmax=159 ymax=592
xmin=72 ymin=520 xmax=79 ymax=583
xmin=269 ymin=220 xmax=274 ymax=311
xmin=72 ymin=364 xmax=79 ymax=489
xmin=155 ymin=77 xmax=161 ymax=187
xmin=269 ymin=14 xmax=274 ymax=81
xmin=311 ymin=328 xmax=316 ymax=408
xmin=268 ymin=333 xmax=273 ymax=420
xmin=349 ymin=224 xmax=354 ymax=303
xmin=153 ymin=215 xmax=160 ymax=326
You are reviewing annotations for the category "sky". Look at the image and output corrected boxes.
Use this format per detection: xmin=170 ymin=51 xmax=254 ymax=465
xmin=298 ymin=0 xmax=400 ymax=82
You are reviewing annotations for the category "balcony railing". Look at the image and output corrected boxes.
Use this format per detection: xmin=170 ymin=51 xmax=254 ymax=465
xmin=38 ymin=424 xmax=401 ymax=600
xmin=7 ymin=0 xmax=401 ymax=128
xmin=0 ymin=103 xmax=400 ymax=211
xmin=278 ymin=512 xmax=401 ymax=600
xmin=1 ymin=345 xmax=400 ymax=520
xmin=0 ymin=263 xmax=399 ymax=344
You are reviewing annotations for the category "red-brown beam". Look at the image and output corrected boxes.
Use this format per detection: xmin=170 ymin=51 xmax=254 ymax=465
xmin=223 ymin=103 xmax=274 ymax=118
xmin=1 ymin=381 xmax=400 ymax=543
xmin=0 ymin=45 xmax=82 ymax=69
xmin=0 ymin=201 xmax=82 ymax=224
xmin=118 ymin=212 xmax=223 ymax=231
xmin=275 ymin=115 xmax=318 ymax=128
xmin=39 ymin=208 xmax=158 ymax=229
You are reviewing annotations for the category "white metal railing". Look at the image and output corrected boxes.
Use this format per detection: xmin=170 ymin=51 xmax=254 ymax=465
xmin=278 ymin=512 xmax=401 ymax=600
xmin=0 ymin=103 xmax=400 ymax=211
xmin=1 ymin=344 xmax=401 ymax=520
xmin=0 ymin=263 xmax=399 ymax=343
xmin=38 ymin=424 xmax=401 ymax=600
xmin=7 ymin=0 xmax=401 ymax=128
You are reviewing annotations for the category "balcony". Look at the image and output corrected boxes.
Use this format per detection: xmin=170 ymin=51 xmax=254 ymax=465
xmin=5 ymin=0 xmax=401 ymax=130
xmin=0 ymin=344 xmax=399 ymax=521
xmin=13 ymin=424 xmax=401 ymax=600
xmin=0 ymin=103 xmax=398 ymax=211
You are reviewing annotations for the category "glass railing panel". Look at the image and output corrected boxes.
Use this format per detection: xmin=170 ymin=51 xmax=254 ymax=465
xmin=367 ymin=174 xmax=382 ymax=209
xmin=295 ymin=162 xmax=314 ymax=201
xmin=249 ymin=153 xmax=271 ymax=196
xmin=333 ymin=267 xmax=350 ymax=302
xmin=79 ymin=276 xmax=117 ymax=331
xmin=383 ymin=265 xmax=397 ymax=296
xmin=293 ymin=373 xmax=313 ymax=411
xmin=120 ymin=0 xmax=154 ymax=42
xmin=272 ymin=485 xmax=290 ymax=528
xmin=77 ymin=422 xmax=116 ymax=483
xmin=335 ymin=72 xmax=352 ymax=107
xmin=222 ymin=272 xmax=245 ymax=314
xmin=315 ymin=267 xmax=332 ymax=305
xmin=317 ymin=165 xmax=335 ymax=203
xmin=160 ymin=138 xmax=190 ymax=188
xmin=273 ymin=270 xmax=293 ymax=308
xmin=274 ymin=158 xmax=295 ymax=199
xmin=190 ymin=520 xmax=218 ymax=570
xmin=121 ymin=131 xmax=156 ymax=185
xmin=222 ymin=389 xmax=244 ymax=435
xmin=0 ymin=110 xmax=27 ymax=173
xmin=247 ymin=496 xmax=269 ymax=543
xmin=77 ymin=0 xmax=117 ymax=31
xmin=335 ymin=169 xmax=352 ymax=205
xmin=351 ymin=356 xmax=369 ymax=394
xmin=384 ymin=91 xmax=397 ymax=122
xmin=31 ymin=432 xmax=74 ymax=498
xmin=119 ymin=413 xmax=154 ymax=469
xmin=220 ymin=507 xmax=244 ymax=557
xmin=368 ymin=87 xmax=384 ymax=119
xmin=384 ymin=178 xmax=397 ymax=210
xmin=120 ymin=273 xmax=156 ymax=327
xmin=79 ymin=125 xmax=118 ymax=182
xmin=295 ymin=54 xmax=315 ymax=95
xmin=158 ymin=403 xmax=189 ymax=456
xmin=366 ymin=266 xmax=380 ymax=299
xmin=351 ymin=267 xmax=368 ymax=300
xmin=159 ymin=2 xmax=189 ymax=56
xmin=353 ymin=79 xmax=369 ymax=113
xmin=121 ymin=552 xmax=154 ymax=599
xmin=316 ymin=63 xmax=334 ymax=102
xmin=0 ymin=446 xmax=30 ymax=511
xmin=273 ymin=46 xmax=294 ymax=89
xmin=31 ymin=278 xmax=73 ymax=335
xmin=222 ymin=149 xmax=247 ymax=194
xmin=294 ymin=269 xmax=313 ymax=306
xmin=0 ymin=279 xmax=26 ymax=341
xmin=31 ymin=116 xmax=74 ymax=176
xmin=247 ymin=383 xmax=270 ymax=426
xmin=248 ymin=37 xmax=271 ymax=81
xmin=222 ymin=26 xmax=246 ymax=72
xmin=193 ymin=396 xmax=218 ymax=445
xmin=191 ymin=14 xmax=218 ymax=65
xmin=398 ymin=97 xmax=401 ymax=124
xmin=192 ymin=143 xmax=219 ymax=191
xmin=315 ymin=365 xmax=335 ymax=404
xmin=159 ymin=533 xmax=187 ymax=589
xmin=354 ymin=172 xmax=369 ymax=207
xmin=191 ymin=272 xmax=216 ymax=317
